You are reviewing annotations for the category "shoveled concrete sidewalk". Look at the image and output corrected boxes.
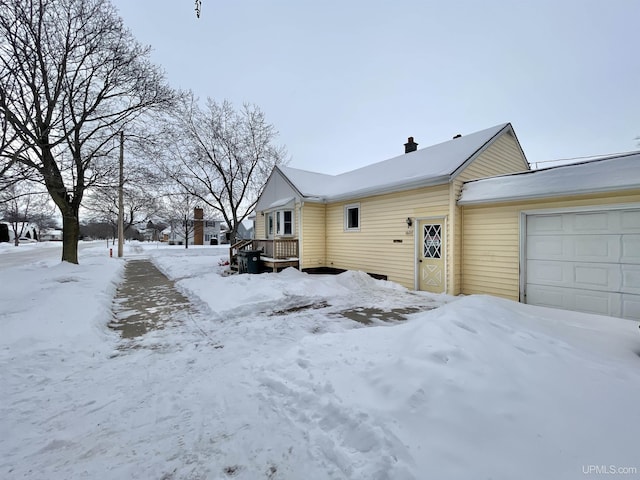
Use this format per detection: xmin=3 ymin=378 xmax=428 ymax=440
xmin=109 ymin=258 xmax=440 ymax=341
xmin=109 ymin=259 xmax=195 ymax=339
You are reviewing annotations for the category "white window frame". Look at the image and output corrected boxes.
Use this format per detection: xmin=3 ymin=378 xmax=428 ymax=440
xmin=265 ymin=212 xmax=274 ymax=238
xmin=276 ymin=209 xmax=294 ymax=236
xmin=265 ymin=209 xmax=294 ymax=238
xmin=344 ymin=203 xmax=360 ymax=231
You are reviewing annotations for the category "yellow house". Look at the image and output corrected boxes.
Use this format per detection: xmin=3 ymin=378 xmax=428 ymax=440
xmin=458 ymin=152 xmax=640 ymax=320
xmin=254 ymin=123 xmax=529 ymax=295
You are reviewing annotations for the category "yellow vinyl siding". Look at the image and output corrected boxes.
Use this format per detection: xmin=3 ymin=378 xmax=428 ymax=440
xmin=255 ymin=213 xmax=265 ymax=239
xmin=461 ymin=189 xmax=640 ymax=301
xmin=449 ymin=132 xmax=529 ymax=294
xmin=326 ymin=184 xmax=449 ymax=289
xmin=457 ymin=133 xmax=529 ymax=182
xmin=300 ymin=202 xmax=326 ymax=269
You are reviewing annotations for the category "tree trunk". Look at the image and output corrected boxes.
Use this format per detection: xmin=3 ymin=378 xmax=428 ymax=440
xmin=61 ymin=213 xmax=80 ymax=264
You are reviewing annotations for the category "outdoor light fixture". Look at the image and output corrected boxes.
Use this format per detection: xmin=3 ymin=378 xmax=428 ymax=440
xmin=406 ymin=217 xmax=413 ymax=227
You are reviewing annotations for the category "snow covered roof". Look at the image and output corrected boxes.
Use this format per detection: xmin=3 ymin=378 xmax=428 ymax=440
xmin=280 ymin=123 xmax=516 ymax=201
xmin=458 ymin=151 xmax=640 ymax=205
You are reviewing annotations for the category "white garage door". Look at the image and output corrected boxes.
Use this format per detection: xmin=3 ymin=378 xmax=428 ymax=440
xmin=525 ymin=208 xmax=640 ymax=320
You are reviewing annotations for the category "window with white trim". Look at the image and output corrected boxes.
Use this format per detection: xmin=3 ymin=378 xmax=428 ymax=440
xmin=344 ymin=203 xmax=360 ymax=231
xmin=265 ymin=212 xmax=274 ymax=238
xmin=265 ymin=209 xmax=294 ymax=237
xmin=276 ymin=210 xmax=294 ymax=236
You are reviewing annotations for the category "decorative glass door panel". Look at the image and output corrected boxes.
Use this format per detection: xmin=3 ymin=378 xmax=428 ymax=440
xmin=419 ymin=220 xmax=445 ymax=293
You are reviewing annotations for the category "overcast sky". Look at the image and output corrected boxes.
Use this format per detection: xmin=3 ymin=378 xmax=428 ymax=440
xmin=111 ymin=0 xmax=639 ymax=174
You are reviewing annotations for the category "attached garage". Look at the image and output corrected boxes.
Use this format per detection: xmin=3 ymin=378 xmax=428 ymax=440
xmin=459 ymin=152 xmax=640 ymax=321
xmin=524 ymin=208 xmax=640 ymax=319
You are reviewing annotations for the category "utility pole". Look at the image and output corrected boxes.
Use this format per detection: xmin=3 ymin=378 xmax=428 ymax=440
xmin=117 ymin=131 xmax=124 ymax=258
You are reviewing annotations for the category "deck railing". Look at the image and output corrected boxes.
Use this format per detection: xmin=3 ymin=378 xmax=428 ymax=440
xmin=253 ymin=238 xmax=298 ymax=259
xmin=229 ymin=238 xmax=298 ymax=266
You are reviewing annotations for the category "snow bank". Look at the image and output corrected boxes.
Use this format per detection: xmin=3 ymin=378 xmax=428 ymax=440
xmin=260 ymin=295 xmax=640 ymax=479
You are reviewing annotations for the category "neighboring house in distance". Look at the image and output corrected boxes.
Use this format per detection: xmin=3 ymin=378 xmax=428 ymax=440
xmin=458 ymin=152 xmax=640 ymax=320
xmin=255 ymin=123 xmax=529 ymax=296
xmin=1 ymin=221 xmax=38 ymax=243
xmin=139 ymin=221 xmax=164 ymax=242
xmin=164 ymin=207 xmax=224 ymax=245
xmin=40 ymin=228 xmax=63 ymax=241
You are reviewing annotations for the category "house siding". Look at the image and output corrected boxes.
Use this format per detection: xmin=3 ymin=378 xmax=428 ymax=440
xmin=300 ymin=202 xmax=326 ymax=269
xmin=255 ymin=213 xmax=265 ymax=239
xmin=461 ymin=189 xmax=640 ymax=301
xmin=449 ymin=132 xmax=529 ymax=294
xmin=325 ymin=184 xmax=450 ymax=289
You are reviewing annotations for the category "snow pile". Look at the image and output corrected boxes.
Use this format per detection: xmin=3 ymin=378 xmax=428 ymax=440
xmin=263 ymin=295 xmax=640 ymax=478
xmin=1 ymin=241 xmax=639 ymax=479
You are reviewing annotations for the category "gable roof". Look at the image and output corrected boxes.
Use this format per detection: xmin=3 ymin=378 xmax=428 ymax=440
xmin=278 ymin=123 xmax=522 ymax=202
xmin=458 ymin=151 xmax=640 ymax=205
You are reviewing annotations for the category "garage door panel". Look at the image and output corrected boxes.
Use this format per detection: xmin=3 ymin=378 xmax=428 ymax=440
xmin=528 ymin=260 xmax=621 ymax=291
xmin=621 ymin=210 xmax=640 ymax=232
xmin=527 ymin=214 xmax=564 ymax=233
xmin=574 ymin=264 xmax=621 ymax=289
xmin=573 ymin=236 xmax=618 ymax=260
xmin=621 ymin=235 xmax=640 ymax=264
xmin=526 ymin=237 xmax=563 ymax=260
xmin=573 ymin=211 xmax=611 ymax=232
xmin=527 ymin=260 xmax=565 ymax=283
xmin=526 ymin=285 xmax=621 ymax=317
xmin=622 ymin=265 xmax=640 ymax=295
xmin=527 ymin=235 xmax=622 ymax=263
xmin=622 ymin=294 xmax=640 ymax=320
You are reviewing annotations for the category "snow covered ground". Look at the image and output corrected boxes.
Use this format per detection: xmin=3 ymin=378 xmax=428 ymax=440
xmin=1 ymin=241 xmax=639 ymax=479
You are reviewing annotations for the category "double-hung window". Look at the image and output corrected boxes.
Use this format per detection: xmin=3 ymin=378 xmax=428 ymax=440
xmin=344 ymin=203 xmax=360 ymax=231
xmin=276 ymin=210 xmax=293 ymax=236
xmin=266 ymin=209 xmax=294 ymax=237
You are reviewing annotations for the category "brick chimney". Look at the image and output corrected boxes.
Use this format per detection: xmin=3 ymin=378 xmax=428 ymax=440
xmin=194 ymin=207 xmax=204 ymax=245
xmin=404 ymin=137 xmax=418 ymax=154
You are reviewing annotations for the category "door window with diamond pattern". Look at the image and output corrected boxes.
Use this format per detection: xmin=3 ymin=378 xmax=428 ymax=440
xmin=423 ymin=224 xmax=442 ymax=259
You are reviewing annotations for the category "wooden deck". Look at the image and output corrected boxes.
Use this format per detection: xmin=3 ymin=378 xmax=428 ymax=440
xmin=260 ymin=256 xmax=300 ymax=272
xmin=229 ymin=239 xmax=299 ymax=273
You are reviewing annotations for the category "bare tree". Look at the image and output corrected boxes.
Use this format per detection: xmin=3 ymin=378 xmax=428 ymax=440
xmin=0 ymin=0 xmax=175 ymax=263
xmin=84 ymin=169 xmax=163 ymax=244
xmin=0 ymin=109 xmax=36 ymax=193
xmin=160 ymin=192 xmax=200 ymax=248
xmin=160 ymin=96 xmax=286 ymax=244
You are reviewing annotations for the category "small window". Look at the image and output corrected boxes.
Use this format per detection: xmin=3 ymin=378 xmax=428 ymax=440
xmin=276 ymin=210 xmax=294 ymax=236
xmin=345 ymin=204 xmax=360 ymax=231
xmin=423 ymin=224 xmax=442 ymax=259
xmin=282 ymin=210 xmax=293 ymax=235
xmin=266 ymin=212 xmax=274 ymax=237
